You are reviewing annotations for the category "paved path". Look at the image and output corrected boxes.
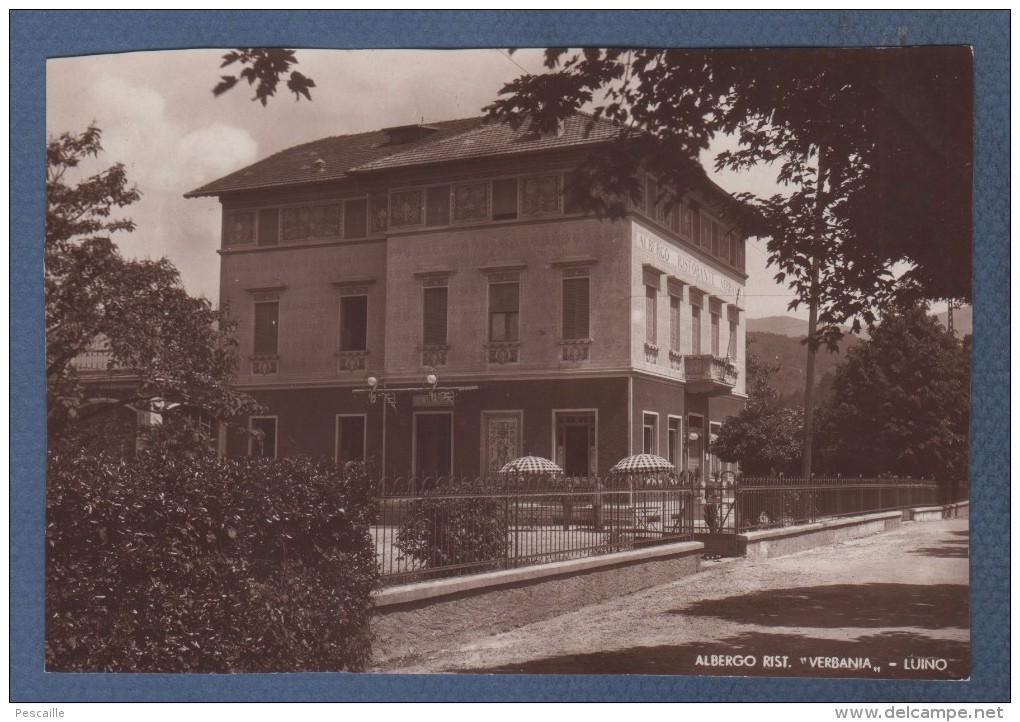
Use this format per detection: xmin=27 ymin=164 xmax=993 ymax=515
xmin=381 ymin=519 xmax=969 ymax=679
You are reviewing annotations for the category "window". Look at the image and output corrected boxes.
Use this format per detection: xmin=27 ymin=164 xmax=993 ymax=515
xmin=645 ymin=285 xmax=657 ymax=345
xmin=340 ymin=295 xmax=368 ymax=352
xmin=281 ymin=203 xmax=342 ymax=242
xmin=562 ymin=276 xmax=590 ymax=340
xmin=728 ymin=231 xmax=737 ymax=265
xmin=643 ymin=413 xmax=658 ymax=454
xmin=727 ymin=306 xmax=740 ymax=359
xmin=257 ymin=208 xmax=279 ymax=246
xmin=690 ymin=205 xmax=701 ymax=246
xmin=711 ymin=220 xmax=721 ymax=257
xmin=489 ymin=282 xmax=520 ymax=342
xmin=223 ymin=209 xmax=255 ymax=246
xmin=344 ymin=199 xmax=367 ymax=239
xmin=669 ymin=294 xmax=681 ymax=351
xmin=250 ymin=416 xmax=277 ymax=458
xmin=667 ymin=417 xmax=682 ymax=468
xmin=691 ymin=303 xmax=702 ymax=355
xmin=253 ymin=300 xmax=279 ymax=356
xmin=646 ymin=177 xmax=657 ymax=218
xmin=680 ymin=203 xmax=694 ymax=240
xmin=425 ymin=185 xmax=451 ymax=226
xmin=336 ymin=416 xmax=366 ymax=463
xmin=710 ymin=298 xmax=722 ymax=356
xmin=423 ymin=286 xmax=448 ymax=346
xmin=699 ymin=211 xmax=711 ymax=249
xmin=492 ymin=178 xmax=518 ymax=220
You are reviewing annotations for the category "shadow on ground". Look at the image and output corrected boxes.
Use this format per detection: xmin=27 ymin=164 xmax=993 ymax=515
xmin=466 ymin=630 xmax=969 ymax=678
xmin=910 ymin=543 xmax=969 ymax=559
xmin=669 ymin=583 xmax=968 ymax=630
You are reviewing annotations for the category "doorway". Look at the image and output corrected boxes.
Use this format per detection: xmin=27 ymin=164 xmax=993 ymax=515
xmin=414 ymin=412 xmax=453 ymax=477
xmin=554 ymin=411 xmax=597 ymax=477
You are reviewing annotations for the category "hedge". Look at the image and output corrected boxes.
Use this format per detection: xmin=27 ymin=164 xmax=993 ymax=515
xmin=45 ymin=451 xmax=378 ymax=672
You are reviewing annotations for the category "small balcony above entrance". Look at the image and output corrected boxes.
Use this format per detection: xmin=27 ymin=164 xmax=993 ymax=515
xmin=683 ymin=354 xmax=739 ymax=394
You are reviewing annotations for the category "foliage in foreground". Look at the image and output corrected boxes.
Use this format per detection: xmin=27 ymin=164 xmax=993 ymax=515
xmin=395 ymin=477 xmax=509 ymax=574
xmin=46 ymin=452 xmax=378 ymax=672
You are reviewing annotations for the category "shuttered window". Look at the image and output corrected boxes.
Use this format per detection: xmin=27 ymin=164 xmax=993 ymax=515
xmin=340 ymin=295 xmax=368 ymax=351
xmin=488 ymin=282 xmax=520 ymax=342
xmin=423 ymin=286 xmax=448 ymax=346
xmin=645 ymin=285 xmax=657 ymax=344
xmin=562 ymin=276 xmax=590 ymax=340
xmin=253 ymin=301 xmax=279 ymax=356
xmin=257 ymin=208 xmax=279 ymax=246
xmin=691 ymin=305 xmax=702 ymax=355
xmin=670 ymin=294 xmax=681 ymax=351
xmin=711 ymin=310 xmax=721 ymax=356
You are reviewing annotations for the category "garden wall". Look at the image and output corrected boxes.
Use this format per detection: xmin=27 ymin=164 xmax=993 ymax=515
xmin=372 ymin=540 xmax=703 ymax=668
xmin=734 ymin=510 xmax=903 ymax=559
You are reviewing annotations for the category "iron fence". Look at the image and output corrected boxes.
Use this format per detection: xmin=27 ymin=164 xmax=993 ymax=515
xmin=374 ymin=475 xmax=695 ymax=586
xmin=731 ymin=476 xmax=945 ymax=533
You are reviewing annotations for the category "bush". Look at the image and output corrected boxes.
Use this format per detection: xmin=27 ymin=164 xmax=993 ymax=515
xmin=45 ymin=451 xmax=378 ymax=672
xmin=395 ymin=477 xmax=509 ymax=574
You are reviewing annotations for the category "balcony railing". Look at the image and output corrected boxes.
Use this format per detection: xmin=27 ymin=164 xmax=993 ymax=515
xmin=683 ymin=354 xmax=738 ymax=392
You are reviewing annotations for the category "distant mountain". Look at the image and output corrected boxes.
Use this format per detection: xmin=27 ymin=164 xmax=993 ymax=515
xmin=746 ymin=316 xmax=810 ymax=337
xmin=747 ymin=331 xmax=861 ymax=406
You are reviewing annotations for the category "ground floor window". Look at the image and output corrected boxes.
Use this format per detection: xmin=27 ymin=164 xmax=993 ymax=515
xmin=336 ymin=415 xmax=366 ymax=464
xmin=642 ymin=412 xmax=658 ymax=454
xmin=249 ymin=416 xmax=277 ymax=459
xmin=667 ymin=416 xmax=683 ymax=469
xmin=554 ymin=410 xmax=597 ymax=476
xmin=414 ymin=412 xmax=453 ymax=477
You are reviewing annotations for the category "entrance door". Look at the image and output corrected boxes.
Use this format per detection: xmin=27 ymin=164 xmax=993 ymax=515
xmin=415 ymin=413 xmax=452 ymax=477
xmin=555 ymin=412 xmax=596 ymax=477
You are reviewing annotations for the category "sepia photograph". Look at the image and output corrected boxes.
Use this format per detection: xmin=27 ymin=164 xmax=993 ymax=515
xmin=13 ymin=9 xmax=1009 ymax=706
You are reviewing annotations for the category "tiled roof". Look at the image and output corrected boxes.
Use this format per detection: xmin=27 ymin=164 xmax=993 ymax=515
xmin=350 ymin=113 xmax=621 ymax=173
xmin=184 ymin=114 xmax=621 ymax=198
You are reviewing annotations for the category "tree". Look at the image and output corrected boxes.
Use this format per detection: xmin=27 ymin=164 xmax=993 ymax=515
xmin=46 ymin=126 xmax=261 ymax=443
xmin=212 ymin=48 xmax=315 ymax=106
xmin=814 ymin=304 xmax=970 ymax=486
xmin=484 ymin=47 xmax=971 ymax=476
xmin=711 ymin=346 xmax=804 ymax=476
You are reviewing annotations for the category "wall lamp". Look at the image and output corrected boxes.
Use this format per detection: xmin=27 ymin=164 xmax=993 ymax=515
xmin=687 ymin=432 xmax=700 ymax=443
xmin=355 ymin=368 xmax=477 ymax=410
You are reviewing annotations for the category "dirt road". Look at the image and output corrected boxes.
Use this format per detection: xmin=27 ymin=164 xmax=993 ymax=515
xmin=379 ymin=519 xmax=969 ymax=679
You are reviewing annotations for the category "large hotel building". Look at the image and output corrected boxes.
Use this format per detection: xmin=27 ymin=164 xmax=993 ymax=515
xmin=186 ymin=114 xmax=749 ymax=479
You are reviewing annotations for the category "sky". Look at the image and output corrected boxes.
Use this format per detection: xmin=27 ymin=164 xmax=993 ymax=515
xmin=46 ymin=48 xmax=802 ymax=319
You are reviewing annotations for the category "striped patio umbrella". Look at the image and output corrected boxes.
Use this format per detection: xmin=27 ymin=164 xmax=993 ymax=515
xmin=610 ymin=454 xmax=675 ymax=475
xmin=498 ymin=455 xmax=564 ymax=475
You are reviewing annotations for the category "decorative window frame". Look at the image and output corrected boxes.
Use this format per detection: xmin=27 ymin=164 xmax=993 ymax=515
xmin=483 ymin=266 xmax=524 ymax=365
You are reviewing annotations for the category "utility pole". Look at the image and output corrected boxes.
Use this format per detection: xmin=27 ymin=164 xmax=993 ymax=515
xmin=801 ymin=146 xmax=826 ymax=480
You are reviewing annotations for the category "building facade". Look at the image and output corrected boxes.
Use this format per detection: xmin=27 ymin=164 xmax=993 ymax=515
xmin=187 ymin=115 xmax=748 ymax=479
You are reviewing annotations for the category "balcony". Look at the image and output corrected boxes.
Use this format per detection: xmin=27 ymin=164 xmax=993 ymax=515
xmin=683 ymin=354 xmax=739 ymax=394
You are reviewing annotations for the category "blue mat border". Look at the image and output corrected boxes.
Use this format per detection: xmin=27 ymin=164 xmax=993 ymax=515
xmin=10 ymin=10 xmax=1010 ymax=703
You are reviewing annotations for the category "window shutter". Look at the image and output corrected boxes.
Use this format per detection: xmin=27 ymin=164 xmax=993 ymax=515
xmin=645 ymin=286 xmax=657 ymax=344
xmin=423 ymin=287 xmax=448 ymax=345
xmin=670 ymin=295 xmax=680 ymax=351
xmin=562 ymin=277 xmax=590 ymax=340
